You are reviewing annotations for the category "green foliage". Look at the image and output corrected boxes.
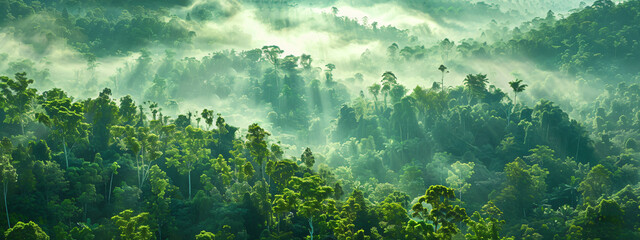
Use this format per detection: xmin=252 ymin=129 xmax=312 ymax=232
xmin=574 ymin=199 xmax=626 ymax=239
xmin=111 ymin=210 xmax=154 ymax=240
xmin=463 ymin=74 xmax=489 ymax=103
xmin=465 ymin=201 xmax=511 ymax=240
xmin=0 ymin=72 xmax=37 ymax=135
xmin=579 ymin=164 xmax=612 ymax=204
xmin=1 ymin=2 xmax=640 ymax=237
xmin=301 ymin=147 xmax=315 ymax=169
xmin=246 ymin=123 xmax=270 ymax=180
xmin=446 ymin=161 xmax=475 ymax=201
xmin=493 ymin=158 xmax=548 ymax=218
xmin=4 ymin=221 xmax=49 ymax=240
xmin=411 ymin=185 xmax=468 ymax=240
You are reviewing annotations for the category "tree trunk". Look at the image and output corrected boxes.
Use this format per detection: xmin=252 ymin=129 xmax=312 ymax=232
xmin=20 ymin=118 xmax=24 ymax=135
xmin=383 ymin=94 xmax=387 ymax=109
xmin=109 ymin=172 xmax=114 ymax=204
xmin=308 ymin=216 xmax=314 ymax=240
xmin=441 ymin=72 xmax=445 ymax=92
xmin=262 ymin=160 xmax=266 ymax=182
xmin=188 ymin=170 xmax=192 ymax=200
xmin=4 ymin=182 xmax=10 ymax=228
xmin=63 ymin=137 xmax=69 ymax=168
xmin=575 ymin=137 xmax=581 ymax=160
xmin=135 ymin=153 xmax=140 ymax=187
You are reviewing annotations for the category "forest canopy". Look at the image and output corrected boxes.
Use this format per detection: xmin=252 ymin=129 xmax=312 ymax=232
xmin=1 ymin=0 xmax=639 ymax=239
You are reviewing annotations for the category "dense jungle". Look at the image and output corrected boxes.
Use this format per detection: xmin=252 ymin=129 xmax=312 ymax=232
xmin=1 ymin=0 xmax=640 ymax=239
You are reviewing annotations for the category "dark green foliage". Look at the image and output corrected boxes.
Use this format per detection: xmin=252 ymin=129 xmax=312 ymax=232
xmin=411 ymin=185 xmax=468 ymax=240
xmin=4 ymin=221 xmax=49 ymax=240
xmin=1 ymin=1 xmax=640 ymax=238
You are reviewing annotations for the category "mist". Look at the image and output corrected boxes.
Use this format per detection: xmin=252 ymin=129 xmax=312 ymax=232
xmin=1 ymin=0 xmax=639 ymax=239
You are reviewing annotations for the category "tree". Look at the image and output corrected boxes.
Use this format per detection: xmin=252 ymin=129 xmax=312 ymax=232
xmin=266 ymin=159 xmax=297 ymax=188
xmin=119 ymin=95 xmax=137 ymax=125
xmin=4 ymin=221 xmax=49 ymax=240
xmin=508 ymin=79 xmax=528 ymax=107
xmin=0 ymin=138 xmax=17 ymax=228
xmin=465 ymin=201 xmax=509 ymax=240
xmin=438 ymin=65 xmax=448 ymax=92
xmin=246 ymin=123 xmax=271 ymax=181
xmin=575 ymin=199 xmax=624 ymax=239
xmin=289 ymin=175 xmax=333 ymax=240
xmin=111 ymin=210 xmax=153 ymax=240
xmin=195 ymin=226 xmax=234 ymax=240
xmin=332 ymin=190 xmax=371 ymax=240
xmin=463 ymin=74 xmax=489 ymax=104
xmin=494 ymin=158 xmax=548 ymax=218
xmin=110 ymin=126 xmax=162 ymax=189
xmin=0 ymin=72 xmax=37 ymax=135
xmin=411 ymin=185 xmax=468 ymax=240
xmin=147 ymin=165 xmax=172 ymax=239
xmin=272 ymin=188 xmax=298 ymax=233
xmin=262 ymin=45 xmax=284 ymax=69
xmin=108 ymin=162 xmax=120 ymax=204
xmin=301 ymin=147 xmax=315 ymax=169
xmin=446 ymin=161 xmax=475 ymax=201
xmin=368 ymin=83 xmax=381 ymax=110
xmin=84 ymin=88 xmax=119 ymax=151
xmin=439 ymin=38 xmax=455 ymax=62
xmin=325 ymin=63 xmax=336 ymax=85
xmin=380 ymin=71 xmax=397 ymax=107
xmin=201 ymin=109 xmax=214 ymax=130
xmin=578 ymin=164 xmax=612 ymax=204
xmin=36 ymin=88 xmax=88 ymax=168
xmin=300 ymin=54 xmax=313 ymax=69
xmin=167 ymin=125 xmax=210 ymax=200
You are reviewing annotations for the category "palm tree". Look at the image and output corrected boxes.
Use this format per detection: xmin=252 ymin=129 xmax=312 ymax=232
xmin=381 ymin=71 xmax=397 ymax=107
xmin=438 ymin=64 xmax=448 ymax=92
xmin=508 ymin=79 xmax=528 ymax=107
xmin=368 ymin=83 xmax=381 ymax=111
xmin=462 ymin=74 xmax=489 ymax=104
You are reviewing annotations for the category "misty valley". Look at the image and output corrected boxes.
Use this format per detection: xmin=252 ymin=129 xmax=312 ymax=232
xmin=1 ymin=0 xmax=640 ymax=239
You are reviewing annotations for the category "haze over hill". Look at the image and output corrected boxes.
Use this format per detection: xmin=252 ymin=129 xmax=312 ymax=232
xmin=1 ymin=0 xmax=640 ymax=239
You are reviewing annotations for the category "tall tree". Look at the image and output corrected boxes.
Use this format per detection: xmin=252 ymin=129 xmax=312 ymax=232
xmin=246 ymin=123 xmax=271 ymax=181
xmin=463 ymin=74 xmax=489 ymax=104
xmin=0 ymin=72 xmax=37 ymax=135
xmin=0 ymin=138 xmax=17 ymax=228
xmin=147 ymin=165 xmax=172 ymax=239
xmin=411 ymin=185 xmax=468 ymax=240
xmin=446 ymin=161 xmax=475 ymax=201
xmin=508 ymin=79 xmax=528 ymax=107
xmin=579 ymin=164 xmax=612 ymax=204
xmin=167 ymin=126 xmax=210 ymax=200
xmin=439 ymin=38 xmax=455 ymax=62
xmin=262 ymin=45 xmax=284 ymax=70
xmin=111 ymin=210 xmax=153 ymax=240
xmin=301 ymin=147 xmax=315 ymax=169
xmin=200 ymin=109 xmax=214 ymax=130
xmin=84 ymin=88 xmax=119 ymax=151
xmin=368 ymin=83 xmax=381 ymax=111
xmin=438 ymin=65 xmax=448 ymax=92
xmin=4 ymin=221 xmax=49 ymax=240
xmin=381 ymin=71 xmax=397 ymax=107
xmin=325 ymin=63 xmax=336 ymax=86
xmin=108 ymin=162 xmax=120 ymax=204
xmin=36 ymin=88 xmax=88 ymax=168
xmin=289 ymin=176 xmax=333 ymax=240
